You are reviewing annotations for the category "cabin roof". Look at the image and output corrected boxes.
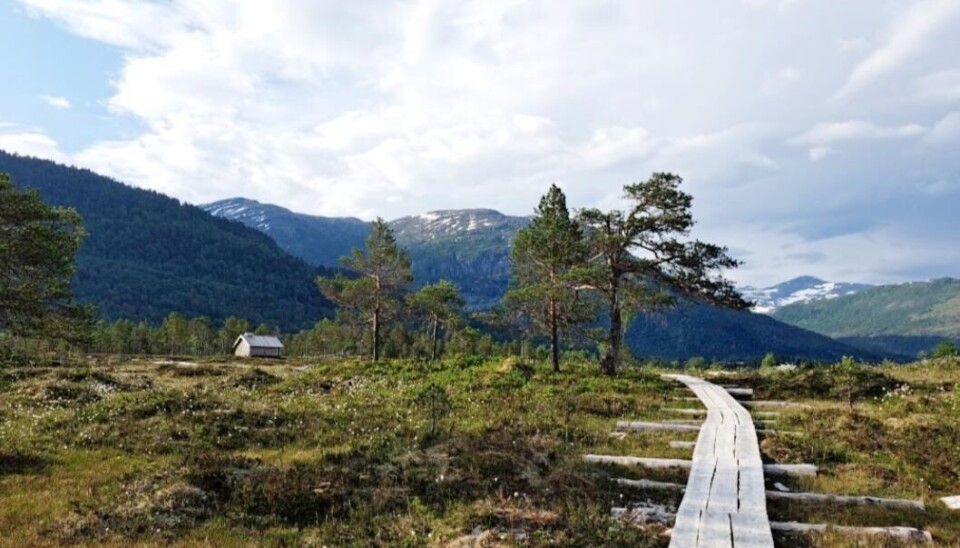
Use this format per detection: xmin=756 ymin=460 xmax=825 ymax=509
xmin=233 ymin=333 xmax=284 ymax=349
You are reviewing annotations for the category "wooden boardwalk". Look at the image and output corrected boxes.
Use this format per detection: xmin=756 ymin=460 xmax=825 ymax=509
xmin=664 ymin=374 xmax=774 ymax=547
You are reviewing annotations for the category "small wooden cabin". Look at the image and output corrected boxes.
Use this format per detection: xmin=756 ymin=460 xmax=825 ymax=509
xmin=233 ymin=333 xmax=283 ymax=358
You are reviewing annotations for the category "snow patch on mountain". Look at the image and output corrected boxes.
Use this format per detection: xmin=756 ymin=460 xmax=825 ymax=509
xmin=391 ymin=209 xmax=528 ymax=243
xmin=741 ymin=276 xmax=874 ymax=313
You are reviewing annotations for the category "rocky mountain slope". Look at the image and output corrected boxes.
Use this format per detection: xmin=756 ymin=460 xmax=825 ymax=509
xmin=202 ymin=200 xmax=529 ymax=310
xmin=390 ymin=209 xmax=529 ymax=310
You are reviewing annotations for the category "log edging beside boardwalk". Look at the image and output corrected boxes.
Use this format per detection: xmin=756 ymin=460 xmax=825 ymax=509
xmin=664 ymin=374 xmax=775 ymax=548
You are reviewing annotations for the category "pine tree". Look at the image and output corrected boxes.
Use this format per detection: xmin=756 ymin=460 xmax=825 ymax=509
xmin=317 ymin=218 xmax=412 ymax=361
xmin=0 ymin=173 xmax=90 ymax=339
xmin=408 ymin=279 xmax=465 ymax=361
xmin=578 ymin=173 xmax=748 ymax=375
xmin=506 ymin=184 xmax=595 ymax=372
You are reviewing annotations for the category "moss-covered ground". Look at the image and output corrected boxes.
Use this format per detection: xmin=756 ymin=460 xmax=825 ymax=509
xmin=1 ymin=356 xmax=958 ymax=546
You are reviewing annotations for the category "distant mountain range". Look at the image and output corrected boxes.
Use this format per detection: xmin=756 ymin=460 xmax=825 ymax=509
xmin=201 ymin=196 xmax=882 ymax=362
xmin=202 ymin=198 xmax=370 ymax=268
xmin=202 ymin=198 xmax=529 ymax=310
xmin=772 ymin=278 xmax=960 ymax=358
xmin=740 ymin=276 xmax=874 ymax=313
xmin=5 ymin=151 xmax=942 ymax=362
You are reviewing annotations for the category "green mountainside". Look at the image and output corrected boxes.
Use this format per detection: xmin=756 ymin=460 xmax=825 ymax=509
xmin=0 ymin=151 xmax=333 ymax=330
xmin=772 ymin=278 xmax=960 ymax=357
xmin=773 ymin=278 xmax=960 ymax=337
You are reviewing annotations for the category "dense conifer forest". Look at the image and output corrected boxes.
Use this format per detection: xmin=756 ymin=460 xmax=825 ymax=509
xmin=0 ymin=152 xmax=334 ymax=330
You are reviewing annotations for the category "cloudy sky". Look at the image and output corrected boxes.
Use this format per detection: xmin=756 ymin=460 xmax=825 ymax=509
xmin=1 ymin=0 xmax=959 ymax=287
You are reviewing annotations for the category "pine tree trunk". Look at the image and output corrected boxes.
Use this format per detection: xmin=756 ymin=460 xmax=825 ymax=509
xmin=372 ymin=306 xmax=381 ymax=362
xmin=431 ymin=315 xmax=439 ymax=361
xmin=550 ymin=298 xmax=560 ymax=372
xmin=601 ymin=275 xmax=621 ymax=376
xmin=372 ymin=275 xmax=382 ymax=362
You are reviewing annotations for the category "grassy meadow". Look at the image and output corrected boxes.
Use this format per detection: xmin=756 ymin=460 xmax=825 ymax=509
xmin=0 ymin=355 xmax=958 ymax=546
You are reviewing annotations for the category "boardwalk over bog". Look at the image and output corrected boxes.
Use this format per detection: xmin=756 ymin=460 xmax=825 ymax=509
xmin=664 ymin=374 xmax=774 ymax=548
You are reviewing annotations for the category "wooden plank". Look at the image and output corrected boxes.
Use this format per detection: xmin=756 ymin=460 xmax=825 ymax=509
xmin=582 ymin=454 xmax=692 ymax=470
xmin=587 ymin=456 xmax=814 ymax=477
xmin=664 ymin=374 xmax=775 ymax=548
xmin=770 ymin=521 xmax=932 ymax=543
xmin=616 ymin=421 xmax=701 ymax=433
xmin=767 ymin=490 xmax=924 ymax=510
xmin=942 ymin=495 xmax=960 ymax=510
xmin=615 ymin=479 xmax=924 ymax=510
xmin=762 ymin=463 xmax=817 ymax=477
xmin=665 ymin=408 xmax=708 ymax=415
xmin=741 ymin=400 xmax=810 ymax=409
xmin=615 ymin=477 xmax=685 ymax=491
xmin=615 ymin=511 xmax=933 ymax=544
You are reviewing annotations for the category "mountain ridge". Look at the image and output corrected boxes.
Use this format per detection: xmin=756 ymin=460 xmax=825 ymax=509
xmin=740 ymin=275 xmax=874 ymax=313
xmin=201 ymin=199 xmax=531 ymax=310
xmin=200 ymin=195 xmax=887 ymax=362
xmin=771 ymin=277 xmax=960 ymax=357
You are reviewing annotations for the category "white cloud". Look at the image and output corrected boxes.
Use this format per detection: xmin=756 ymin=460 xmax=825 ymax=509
xmin=12 ymin=0 xmax=960 ymax=286
xmin=917 ymin=179 xmax=960 ymax=196
xmin=915 ymin=69 xmax=960 ymax=102
xmin=808 ymin=146 xmax=831 ymax=161
xmin=0 ymin=125 xmax=69 ymax=163
xmin=20 ymin=0 xmax=185 ymax=50
xmin=761 ymin=67 xmax=800 ymax=95
xmin=577 ymin=126 xmax=656 ymax=168
xmin=836 ymin=37 xmax=867 ymax=53
xmin=790 ymin=121 xmax=926 ymax=146
xmin=740 ymin=0 xmax=801 ymax=9
xmin=731 ymin=224 xmax=960 ymax=286
xmin=921 ymin=111 xmax=960 ymax=146
xmin=41 ymin=95 xmax=71 ymax=109
xmin=837 ymin=0 xmax=960 ymax=98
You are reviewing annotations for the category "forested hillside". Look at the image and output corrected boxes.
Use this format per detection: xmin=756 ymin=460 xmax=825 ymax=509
xmin=626 ymin=301 xmax=881 ymax=363
xmin=0 ymin=152 xmax=333 ymax=329
xmin=772 ymin=278 xmax=960 ymax=357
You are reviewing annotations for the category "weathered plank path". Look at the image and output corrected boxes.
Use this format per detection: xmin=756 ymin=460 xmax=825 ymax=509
xmin=665 ymin=374 xmax=774 ymax=547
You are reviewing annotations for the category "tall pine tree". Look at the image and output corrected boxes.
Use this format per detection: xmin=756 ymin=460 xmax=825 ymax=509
xmin=579 ymin=173 xmax=748 ymax=375
xmin=317 ymin=218 xmax=412 ymax=361
xmin=506 ymin=184 xmax=595 ymax=372
xmin=0 ymin=173 xmax=90 ymax=339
